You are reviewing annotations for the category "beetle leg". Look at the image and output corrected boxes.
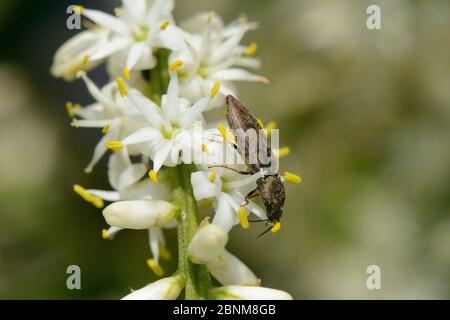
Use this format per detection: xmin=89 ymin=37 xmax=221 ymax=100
xmin=241 ymin=188 xmax=260 ymax=207
xmin=207 ymin=165 xmax=252 ymax=175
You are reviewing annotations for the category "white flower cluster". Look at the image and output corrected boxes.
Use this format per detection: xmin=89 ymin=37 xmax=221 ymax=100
xmin=52 ymin=0 xmax=299 ymax=300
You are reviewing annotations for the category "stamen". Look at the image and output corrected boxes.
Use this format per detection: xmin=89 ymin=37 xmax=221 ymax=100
xmin=102 ymin=229 xmax=112 ymax=240
xmin=216 ymin=123 xmax=234 ymax=143
xmin=159 ymin=247 xmax=171 ymax=260
xmin=81 ymin=55 xmax=89 ymax=68
xmin=160 ymin=20 xmax=170 ymax=30
xmin=283 ymin=171 xmax=302 ymax=184
xmin=102 ymin=124 xmax=110 ymax=134
xmin=117 ymin=76 xmax=128 ymax=97
xmin=245 ymin=42 xmax=258 ymax=56
xmin=169 ymin=60 xmax=183 ymax=71
xmin=65 ymin=102 xmax=80 ymax=118
xmin=265 ymin=121 xmax=277 ymax=136
xmin=275 ymin=147 xmax=290 ymax=158
xmin=256 ymin=118 xmax=264 ymax=129
xmin=237 ymin=207 xmax=249 ymax=229
xmin=73 ymin=184 xmax=104 ymax=208
xmin=210 ymin=80 xmax=221 ymax=98
xmin=149 ymin=170 xmax=158 ymax=183
xmin=146 ymin=259 xmax=164 ymax=277
xmin=201 ymin=143 xmax=208 ymax=153
xmin=271 ymin=222 xmax=281 ymax=233
xmin=209 ymin=171 xmax=216 ymax=183
xmin=122 ymin=67 xmax=130 ymax=80
xmin=74 ymin=5 xmax=84 ymax=14
xmin=105 ymin=140 xmax=124 ymax=150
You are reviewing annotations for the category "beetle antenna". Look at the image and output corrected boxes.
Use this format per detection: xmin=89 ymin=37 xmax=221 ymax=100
xmin=257 ymin=225 xmax=273 ymax=238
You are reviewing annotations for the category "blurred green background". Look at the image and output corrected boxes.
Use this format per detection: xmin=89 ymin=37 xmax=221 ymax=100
xmin=0 ymin=0 xmax=449 ymax=299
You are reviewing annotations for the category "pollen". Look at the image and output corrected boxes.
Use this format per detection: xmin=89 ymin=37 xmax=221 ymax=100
xmin=105 ymin=140 xmax=124 ymax=150
xmin=81 ymin=55 xmax=89 ymax=67
xmin=160 ymin=20 xmax=170 ymax=30
xmin=275 ymin=147 xmax=290 ymax=158
xmin=117 ymin=76 xmax=128 ymax=97
xmin=147 ymin=259 xmax=164 ymax=277
xmin=245 ymin=42 xmax=258 ymax=56
xmin=271 ymin=221 xmax=281 ymax=233
xmin=283 ymin=171 xmax=302 ymax=184
xmin=169 ymin=60 xmax=183 ymax=71
xmin=102 ymin=124 xmax=110 ymax=134
xmin=217 ymin=123 xmax=234 ymax=143
xmin=237 ymin=207 xmax=249 ymax=229
xmin=209 ymin=171 xmax=217 ymax=183
xmin=73 ymin=184 xmax=104 ymax=208
xmin=122 ymin=67 xmax=130 ymax=80
xmin=201 ymin=143 xmax=208 ymax=153
xmin=210 ymin=80 xmax=221 ymax=98
xmin=159 ymin=246 xmax=172 ymax=260
xmin=149 ymin=170 xmax=158 ymax=183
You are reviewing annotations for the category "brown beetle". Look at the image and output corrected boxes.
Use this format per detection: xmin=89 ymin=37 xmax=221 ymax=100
xmin=225 ymin=95 xmax=285 ymax=237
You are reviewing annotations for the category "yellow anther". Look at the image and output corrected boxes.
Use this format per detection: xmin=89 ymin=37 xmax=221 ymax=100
xmin=271 ymin=221 xmax=281 ymax=233
xmin=237 ymin=207 xmax=249 ymax=229
xmin=74 ymin=5 xmax=84 ymax=14
xmin=265 ymin=121 xmax=277 ymax=136
xmin=117 ymin=76 xmax=128 ymax=97
xmin=216 ymin=123 xmax=234 ymax=143
xmin=102 ymin=229 xmax=112 ymax=240
xmin=102 ymin=124 xmax=110 ymax=134
xmin=160 ymin=20 xmax=170 ymax=30
xmin=201 ymin=143 xmax=208 ymax=153
xmin=283 ymin=171 xmax=302 ymax=184
xmin=146 ymin=259 xmax=164 ymax=277
xmin=245 ymin=42 xmax=258 ymax=56
xmin=73 ymin=184 xmax=104 ymax=208
xmin=122 ymin=67 xmax=130 ymax=80
xmin=210 ymin=80 xmax=221 ymax=98
xmin=207 ymin=11 xmax=215 ymax=22
xmin=169 ymin=60 xmax=183 ymax=71
xmin=159 ymin=247 xmax=172 ymax=260
xmin=209 ymin=171 xmax=217 ymax=183
xmin=149 ymin=170 xmax=158 ymax=183
xmin=275 ymin=147 xmax=290 ymax=158
xmin=65 ymin=102 xmax=78 ymax=118
xmin=105 ymin=140 xmax=124 ymax=150
xmin=256 ymin=118 xmax=264 ymax=129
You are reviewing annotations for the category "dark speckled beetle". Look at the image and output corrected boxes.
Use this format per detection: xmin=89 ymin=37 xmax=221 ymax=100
xmin=225 ymin=95 xmax=285 ymax=237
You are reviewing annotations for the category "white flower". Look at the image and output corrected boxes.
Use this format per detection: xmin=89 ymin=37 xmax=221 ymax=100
xmin=188 ymin=223 xmax=228 ymax=264
xmin=121 ymin=274 xmax=184 ymax=300
xmin=50 ymin=28 xmax=109 ymax=81
xmin=112 ymin=72 xmax=218 ymax=182
xmin=169 ymin=12 xmax=267 ymax=104
xmin=209 ymin=286 xmax=293 ymax=300
xmin=103 ymin=199 xmax=177 ymax=229
xmin=190 ymin=169 xmax=267 ymax=232
xmin=70 ymin=72 xmax=145 ymax=173
xmin=77 ymin=0 xmax=177 ymax=72
xmin=207 ymin=249 xmax=259 ymax=286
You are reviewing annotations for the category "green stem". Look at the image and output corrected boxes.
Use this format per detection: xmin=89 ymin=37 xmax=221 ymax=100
xmin=171 ymin=165 xmax=212 ymax=299
xmin=147 ymin=50 xmax=212 ymax=299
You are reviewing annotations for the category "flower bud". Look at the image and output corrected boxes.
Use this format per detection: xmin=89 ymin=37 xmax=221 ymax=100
xmin=209 ymin=285 xmax=293 ymax=300
xmin=207 ymin=250 xmax=259 ymax=286
xmin=121 ymin=274 xmax=185 ymax=300
xmin=188 ymin=224 xmax=228 ymax=264
xmin=103 ymin=200 xmax=177 ymax=229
